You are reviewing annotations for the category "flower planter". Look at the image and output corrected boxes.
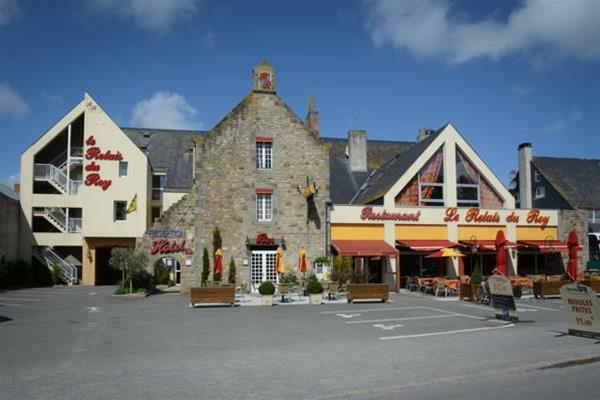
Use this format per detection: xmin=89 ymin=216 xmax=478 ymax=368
xmin=261 ymin=294 xmax=273 ymax=306
xmin=309 ymin=293 xmax=322 ymax=305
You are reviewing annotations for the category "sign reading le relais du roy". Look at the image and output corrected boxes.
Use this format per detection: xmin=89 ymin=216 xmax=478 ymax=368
xmin=84 ymin=135 xmax=124 ymax=191
xmin=560 ymin=284 xmax=600 ymax=339
xmin=359 ymin=206 xmax=552 ymax=228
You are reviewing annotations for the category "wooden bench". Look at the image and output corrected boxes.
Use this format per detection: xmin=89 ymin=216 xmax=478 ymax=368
xmin=190 ymin=287 xmax=235 ymax=307
xmin=533 ymin=280 xmax=569 ymax=298
xmin=347 ymin=284 xmax=389 ymax=303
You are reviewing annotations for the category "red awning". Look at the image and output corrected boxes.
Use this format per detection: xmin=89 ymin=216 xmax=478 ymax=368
xmin=459 ymin=240 xmax=518 ymax=251
xmin=517 ymin=240 xmax=568 ymax=252
xmin=331 ymin=240 xmax=398 ymax=257
xmin=396 ymin=240 xmax=458 ymax=252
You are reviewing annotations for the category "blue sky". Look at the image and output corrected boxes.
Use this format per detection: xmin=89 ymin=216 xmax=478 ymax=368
xmin=1 ymin=0 xmax=599 ymax=189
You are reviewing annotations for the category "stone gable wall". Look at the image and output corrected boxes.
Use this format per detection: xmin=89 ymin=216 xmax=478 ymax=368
xmin=185 ymin=92 xmax=330 ymax=291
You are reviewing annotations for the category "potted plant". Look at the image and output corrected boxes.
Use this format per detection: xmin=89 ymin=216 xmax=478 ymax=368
xmin=463 ymin=265 xmax=482 ymax=302
xmin=306 ymin=273 xmax=323 ymax=305
xmin=258 ymin=281 xmax=275 ymax=306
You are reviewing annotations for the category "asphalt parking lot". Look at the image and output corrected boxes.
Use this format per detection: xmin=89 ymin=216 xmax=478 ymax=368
xmin=1 ymin=286 xmax=598 ymax=400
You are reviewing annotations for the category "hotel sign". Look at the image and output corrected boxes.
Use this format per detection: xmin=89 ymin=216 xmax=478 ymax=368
xmin=84 ymin=135 xmax=124 ymax=191
xmin=443 ymin=207 xmax=550 ymax=228
xmin=560 ymin=284 xmax=600 ymax=339
xmin=148 ymin=227 xmax=185 ymax=239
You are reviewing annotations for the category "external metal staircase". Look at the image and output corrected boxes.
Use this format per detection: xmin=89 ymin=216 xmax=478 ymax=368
xmin=33 ymin=207 xmax=82 ymax=233
xmin=33 ymin=147 xmax=83 ymax=194
xmin=33 ymin=247 xmax=79 ymax=285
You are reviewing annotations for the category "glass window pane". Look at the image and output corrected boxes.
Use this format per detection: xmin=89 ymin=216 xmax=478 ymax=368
xmin=419 ymin=149 xmax=444 ymax=183
xmin=421 ymin=185 xmax=443 ymax=200
xmin=457 ymin=186 xmax=478 ymax=201
xmin=456 ymin=150 xmax=479 ymax=184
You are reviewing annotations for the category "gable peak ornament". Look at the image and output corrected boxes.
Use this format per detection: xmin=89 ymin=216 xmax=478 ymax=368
xmin=252 ymin=60 xmax=276 ymax=93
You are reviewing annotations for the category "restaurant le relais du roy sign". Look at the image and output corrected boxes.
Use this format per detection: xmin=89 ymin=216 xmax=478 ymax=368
xmin=355 ymin=206 xmax=553 ymax=228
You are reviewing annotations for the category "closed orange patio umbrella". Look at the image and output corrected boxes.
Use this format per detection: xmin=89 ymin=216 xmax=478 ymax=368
xmin=214 ymin=248 xmax=223 ymax=274
xmin=275 ymin=246 xmax=285 ymax=275
xmin=298 ymin=247 xmax=307 ymax=277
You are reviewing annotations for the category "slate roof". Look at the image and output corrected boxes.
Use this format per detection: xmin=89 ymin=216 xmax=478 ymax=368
xmin=121 ymin=128 xmax=207 ymax=191
xmin=349 ymin=126 xmax=446 ymax=205
xmin=532 ymin=156 xmax=600 ymax=209
xmin=320 ymin=137 xmax=414 ymax=171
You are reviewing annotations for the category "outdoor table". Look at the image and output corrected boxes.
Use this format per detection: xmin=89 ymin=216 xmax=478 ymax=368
xmin=444 ymin=279 xmax=461 ymax=291
xmin=510 ymin=277 xmax=533 ymax=287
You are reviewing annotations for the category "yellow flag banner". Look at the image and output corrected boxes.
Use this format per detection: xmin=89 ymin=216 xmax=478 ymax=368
xmin=127 ymin=194 xmax=137 ymax=214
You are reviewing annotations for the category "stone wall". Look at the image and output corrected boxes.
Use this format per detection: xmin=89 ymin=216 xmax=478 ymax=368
xmin=187 ymin=91 xmax=330 ymax=291
xmin=0 ymin=191 xmax=20 ymax=262
xmin=558 ymin=209 xmax=589 ymax=274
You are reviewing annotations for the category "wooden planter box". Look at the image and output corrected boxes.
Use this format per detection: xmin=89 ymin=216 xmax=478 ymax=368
xmin=460 ymin=283 xmax=475 ymax=302
xmin=532 ymin=280 xmax=569 ymax=299
xmin=580 ymin=279 xmax=600 ymax=293
xmin=347 ymin=283 xmax=389 ymax=303
xmin=190 ymin=287 xmax=235 ymax=307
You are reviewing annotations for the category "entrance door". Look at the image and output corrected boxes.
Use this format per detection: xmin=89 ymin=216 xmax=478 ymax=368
xmin=250 ymin=250 xmax=277 ymax=291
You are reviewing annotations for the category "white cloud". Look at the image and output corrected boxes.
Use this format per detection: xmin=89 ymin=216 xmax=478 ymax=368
xmin=510 ymin=84 xmax=533 ymax=96
xmin=544 ymin=105 xmax=584 ymax=134
xmin=364 ymin=0 xmax=600 ymax=64
xmin=86 ymin=0 xmax=203 ymax=33
xmin=130 ymin=91 xmax=203 ymax=130
xmin=1 ymin=173 xmax=19 ymax=189
xmin=0 ymin=0 xmax=20 ymax=26
xmin=0 ymin=82 xmax=29 ymax=119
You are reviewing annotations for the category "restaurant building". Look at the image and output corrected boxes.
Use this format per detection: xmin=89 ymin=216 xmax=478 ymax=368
xmin=18 ymin=60 xmax=578 ymax=290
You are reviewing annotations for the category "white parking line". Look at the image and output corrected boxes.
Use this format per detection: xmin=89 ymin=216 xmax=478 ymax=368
xmin=0 ymin=297 xmax=41 ymax=302
xmin=320 ymin=306 xmax=422 ymax=315
xmin=420 ymin=306 xmax=489 ymax=321
xmin=516 ymin=303 xmax=560 ymax=312
xmin=346 ymin=314 xmax=458 ymax=324
xmin=380 ymin=323 xmax=515 ymax=340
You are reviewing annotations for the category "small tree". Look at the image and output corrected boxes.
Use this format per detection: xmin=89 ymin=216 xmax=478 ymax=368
xmin=109 ymin=247 xmax=131 ymax=291
xmin=201 ymin=247 xmax=210 ymax=286
xmin=228 ymin=256 xmax=236 ymax=284
xmin=109 ymin=248 xmax=147 ymax=294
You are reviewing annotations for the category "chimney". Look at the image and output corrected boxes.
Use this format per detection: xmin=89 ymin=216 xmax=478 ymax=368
xmin=518 ymin=143 xmax=533 ymax=209
xmin=305 ymin=96 xmax=319 ymax=137
xmin=348 ymin=130 xmax=368 ymax=172
xmin=417 ymin=128 xmax=434 ymax=142
xmin=13 ymin=183 xmax=20 ymax=193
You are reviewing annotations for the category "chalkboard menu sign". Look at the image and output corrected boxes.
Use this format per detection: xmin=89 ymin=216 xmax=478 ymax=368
xmin=488 ymin=275 xmax=518 ymax=322
xmin=560 ymin=284 xmax=600 ymax=339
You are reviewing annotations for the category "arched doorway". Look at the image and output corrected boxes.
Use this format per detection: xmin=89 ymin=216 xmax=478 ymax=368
xmin=154 ymin=257 xmax=182 ymax=286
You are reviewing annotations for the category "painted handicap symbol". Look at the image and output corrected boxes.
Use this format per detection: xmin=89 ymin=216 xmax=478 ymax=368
xmin=373 ymin=324 xmax=403 ymax=330
xmin=336 ymin=313 xmax=361 ymax=319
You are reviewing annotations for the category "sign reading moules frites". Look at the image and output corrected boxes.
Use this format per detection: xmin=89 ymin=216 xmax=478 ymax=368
xmin=560 ymin=284 xmax=600 ymax=339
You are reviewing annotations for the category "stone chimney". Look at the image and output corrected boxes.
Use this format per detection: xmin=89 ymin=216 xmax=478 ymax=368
xmin=518 ymin=142 xmax=533 ymax=209
xmin=417 ymin=128 xmax=434 ymax=142
xmin=13 ymin=183 xmax=20 ymax=193
xmin=305 ymin=96 xmax=319 ymax=137
xmin=348 ymin=130 xmax=368 ymax=172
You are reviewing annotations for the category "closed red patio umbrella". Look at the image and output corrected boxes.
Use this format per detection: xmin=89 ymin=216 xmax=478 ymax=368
xmin=566 ymin=230 xmax=579 ymax=281
xmin=214 ymin=248 xmax=223 ymax=274
xmin=298 ymin=247 xmax=307 ymax=276
xmin=492 ymin=230 xmax=508 ymax=276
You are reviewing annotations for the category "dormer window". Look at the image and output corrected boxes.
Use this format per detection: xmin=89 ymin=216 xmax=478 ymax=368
xmin=256 ymin=137 xmax=272 ymax=170
xmin=535 ymin=185 xmax=546 ymax=199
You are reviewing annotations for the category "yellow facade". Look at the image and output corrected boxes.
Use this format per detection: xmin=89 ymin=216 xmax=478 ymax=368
xmin=457 ymin=225 xmax=506 ymax=241
xmin=331 ymin=224 xmax=385 ymax=240
xmin=516 ymin=226 xmax=558 ymax=241
xmin=395 ymin=225 xmax=447 ymax=240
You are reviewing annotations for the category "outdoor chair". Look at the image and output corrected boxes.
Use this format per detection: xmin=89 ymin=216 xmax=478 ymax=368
xmin=419 ymin=278 xmax=434 ymax=295
xmin=327 ymin=282 xmax=340 ymax=300
xmin=407 ymin=276 xmax=419 ymax=292
xmin=277 ymin=284 xmax=292 ymax=303
xmin=434 ymin=277 xmax=449 ymax=297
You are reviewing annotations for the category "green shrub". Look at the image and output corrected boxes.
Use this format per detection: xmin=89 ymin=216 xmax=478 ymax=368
xmin=470 ymin=264 xmax=483 ymax=285
xmin=51 ymin=264 xmax=65 ymax=285
xmin=281 ymin=273 xmax=298 ymax=285
xmin=306 ymin=273 xmax=323 ymax=294
xmin=228 ymin=257 xmax=236 ymax=284
xmin=512 ymin=284 xmax=522 ymax=298
xmin=258 ymin=281 xmax=275 ymax=295
xmin=201 ymin=248 xmax=210 ymax=286
xmin=332 ymin=256 xmax=352 ymax=283
xmin=30 ymin=259 xmax=52 ymax=287
xmin=153 ymin=261 xmax=170 ymax=285
xmin=12 ymin=260 xmax=31 ymax=286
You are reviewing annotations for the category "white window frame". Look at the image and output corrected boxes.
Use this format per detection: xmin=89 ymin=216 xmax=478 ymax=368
xmin=534 ymin=185 xmax=546 ymax=199
xmin=114 ymin=201 xmax=127 ymax=221
xmin=256 ymin=193 xmax=273 ymax=222
xmin=119 ymin=161 xmax=128 ymax=177
xmin=534 ymin=170 xmax=541 ymax=183
xmin=256 ymin=141 xmax=272 ymax=170
xmin=152 ymin=174 xmax=166 ymax=201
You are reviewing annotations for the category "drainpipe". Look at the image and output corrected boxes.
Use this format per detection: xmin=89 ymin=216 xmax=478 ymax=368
xmin=324 ymin=199 xmax=332 ymax=260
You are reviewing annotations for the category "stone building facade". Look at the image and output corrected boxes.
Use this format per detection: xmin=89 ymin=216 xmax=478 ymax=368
xmin=159 ymin=61 xmax=331 ymax=291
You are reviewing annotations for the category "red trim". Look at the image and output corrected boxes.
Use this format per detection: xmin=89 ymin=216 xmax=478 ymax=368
xmin=396 ymin=240 xmax=458 ymax=252
xmin=331 ymin=240 xmax=398 ymax=257
xmin=256 ymin=136 xmax=273 ymax=143
xmin=255 ymin=188 xmax=273 ymax=194
xmin=517 ymin=240 xmax=568 ymax=252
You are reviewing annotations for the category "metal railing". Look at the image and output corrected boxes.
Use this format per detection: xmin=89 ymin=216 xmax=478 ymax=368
xmin=34 ymin=163 xmax=81 ymax=195
xmin=68 ymin=218 xmax=82 ymax=233
xmin=33 ymin=207 xmax=82 ymax=233
xmin=33 ymin=246 xmax=78 ymax=285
